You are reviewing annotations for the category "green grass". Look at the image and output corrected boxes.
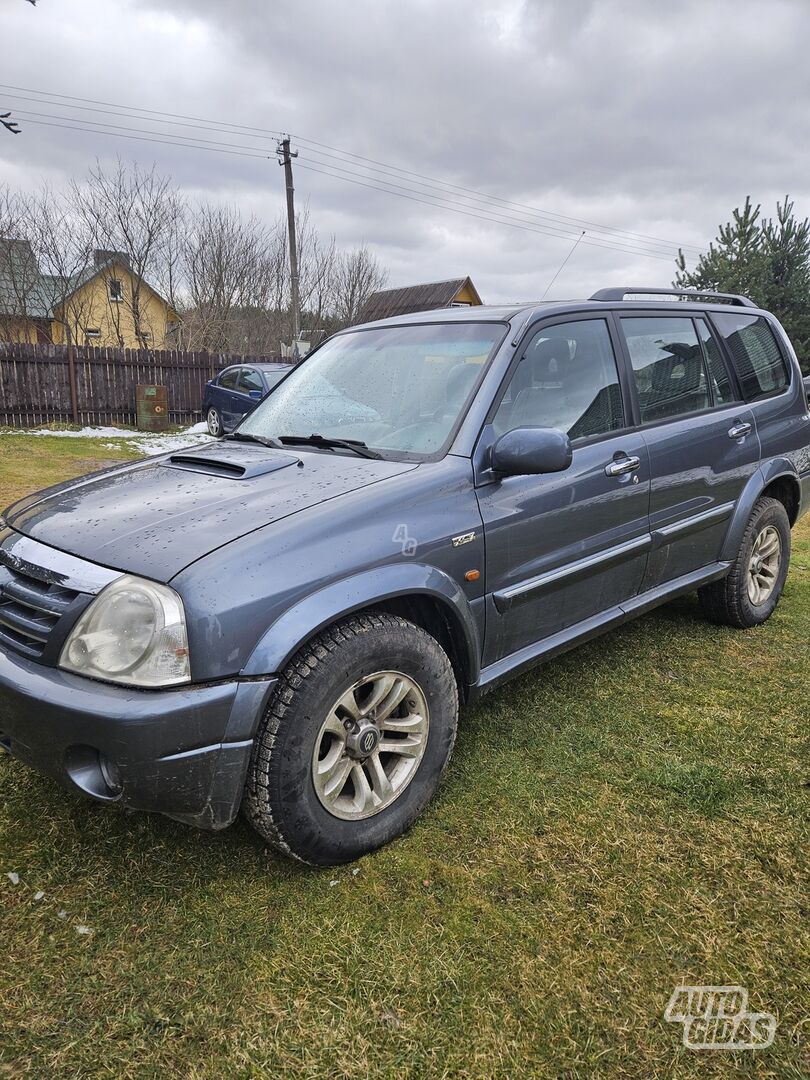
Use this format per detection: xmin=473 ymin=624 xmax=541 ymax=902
xmin=1 ymin=436 xmax=808 ymax=1078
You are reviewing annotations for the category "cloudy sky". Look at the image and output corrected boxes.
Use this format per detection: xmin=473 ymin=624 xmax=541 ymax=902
xmin=1 ymin=0 xmax=808 ymax=303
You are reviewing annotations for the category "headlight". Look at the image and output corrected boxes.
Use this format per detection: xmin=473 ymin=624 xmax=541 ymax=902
xmin=59 ymin=575 xmax=190 ymax=688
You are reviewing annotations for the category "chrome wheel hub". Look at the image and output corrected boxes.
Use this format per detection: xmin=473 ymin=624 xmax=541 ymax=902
xmin=747 ymin=525 xmax=781 ymax=605
xmin=312 ymin=671 xmax=429 ymax=821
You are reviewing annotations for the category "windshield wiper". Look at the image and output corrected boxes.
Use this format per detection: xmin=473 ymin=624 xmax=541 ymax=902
xmin=277 ymin=433 xmax=382 ymax=459
xmin=224 ymin=432 xmax=285 ymax=449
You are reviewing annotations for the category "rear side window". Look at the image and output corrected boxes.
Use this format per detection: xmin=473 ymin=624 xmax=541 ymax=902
xmin=695 ymin=319 xmax=736 ymax=405
xmin=218 ymin=368 xmax=240 ymax=391
xmin=621 ymin=317 xmax=709 ymax=423
xmin=711 ymin=313 xmax=789 ymax=399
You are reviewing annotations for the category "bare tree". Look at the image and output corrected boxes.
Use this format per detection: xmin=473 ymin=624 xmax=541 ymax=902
xmin=294 ymin=204 xmax=337 ymax=334
xmin=0 ymin=185 xmax=38 ymax=342
xmin=24 ymin=184 xmax=96 ymax=346
xmin=73 ymin=159 xmax=184 ymax=346
xmin=330 ymin=245 xmax=388 ymax=329
xmin=180 ymin=202 xmax=284 ymax=352
xmin=3 ymin=159 xmax=391 ymax=355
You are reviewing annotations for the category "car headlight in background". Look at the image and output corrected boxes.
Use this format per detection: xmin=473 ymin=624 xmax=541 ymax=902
xmin=59 ymin=575 xmax=190 ymax=688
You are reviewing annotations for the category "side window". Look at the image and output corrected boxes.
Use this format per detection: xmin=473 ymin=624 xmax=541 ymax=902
xmin=621 ymin=317 xmax=709 ymax=423
xmin=711 ymin=313 xmax=789 ymax=399
xmin=492 ymin=319 xmax=625 ymax=440
xmin=239 ymin=368 xmax=264 ymax=394
xmin=695 ymin=319 xmax=737 ymax=405
xmin=218 ymin=368 xmax=240 ymax=391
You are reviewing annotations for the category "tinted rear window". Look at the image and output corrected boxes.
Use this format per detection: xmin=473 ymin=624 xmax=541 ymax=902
xmin=712 ymin=313 xmax=789 ymax=399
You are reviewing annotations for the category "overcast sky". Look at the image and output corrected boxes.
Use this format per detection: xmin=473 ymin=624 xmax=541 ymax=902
xmin=1 ymin=0 xmax=808 ymax=303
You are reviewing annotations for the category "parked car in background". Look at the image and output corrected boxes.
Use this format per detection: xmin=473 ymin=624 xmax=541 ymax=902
xmin=202 ymin=363 xmax=291 ymax=436
xmin=1 ymin=287 xmax=808 ymax=866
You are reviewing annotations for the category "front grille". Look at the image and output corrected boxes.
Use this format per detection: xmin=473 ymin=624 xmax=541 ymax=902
xmin=0 ymin=559 xmax=80 ymax=660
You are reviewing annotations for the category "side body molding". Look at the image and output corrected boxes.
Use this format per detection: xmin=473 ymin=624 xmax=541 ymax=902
xmin=719 ymin=459 xmax=801 ymax=562
xmin=240 ymin=563 xmax=482 ymax=684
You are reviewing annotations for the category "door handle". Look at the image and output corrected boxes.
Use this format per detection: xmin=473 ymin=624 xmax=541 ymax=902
xmin=605 ymin=454 xmax=641 ymax=477
xmin=728 ymin=421 xmax=752 ymax=439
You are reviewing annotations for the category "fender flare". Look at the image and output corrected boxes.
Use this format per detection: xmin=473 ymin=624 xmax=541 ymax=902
xmin=240 ymin=562 xmax=482 ymax=683
xmin=720 ymin=459 xmax=801 ymax=562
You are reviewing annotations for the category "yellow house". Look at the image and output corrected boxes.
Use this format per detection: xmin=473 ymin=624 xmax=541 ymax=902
xmin=0 ymin=240 xmax=177 ymax=348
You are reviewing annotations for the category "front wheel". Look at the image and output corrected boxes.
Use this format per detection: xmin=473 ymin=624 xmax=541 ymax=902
xmin=698 ymin=496 xmax=791 ymax=628
xmin=206 ymin=406 xmax=223 ymax=438
xmin=243 ymin=613 xmax=458 ymax=865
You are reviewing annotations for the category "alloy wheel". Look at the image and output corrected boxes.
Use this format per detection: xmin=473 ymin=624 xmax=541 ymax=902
xmin=747 ymin=524 xmax=781 ymax=605
xmin=207 ymin=408 xmax=221 ymax=437
xmin=312 ymin=670 xmax=429 ymax=821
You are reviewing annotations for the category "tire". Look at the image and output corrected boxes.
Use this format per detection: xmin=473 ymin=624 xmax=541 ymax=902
xmin=698 ymin=496 xmax=791 ymax=628
xmin=206 ymin=407 xmax=223 ymax=438
xmin=243 ymin=612 xmax=458 ymax=866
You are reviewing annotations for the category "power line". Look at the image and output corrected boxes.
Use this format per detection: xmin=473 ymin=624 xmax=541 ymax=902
xmin=11 ymin=111 xmax=679 ymax=262
xmin=3 ymin=88 xmax=695 ymax=257
xmin=9 ymin=109 xmax=684 ymax=262
xmin=0 ymin=82 xmax=703 ymax=257
xmin=19 ymin=117 xmax=271 ymax=159
xmin=13 ymin=108 xmax=274 ymax=156
xmin=297 ymin=149 xmax=682 ymax=260
xmin=0 ymin=83 xmax=284 ymax=139
xmin=294 ymin=161 xmax=676 ymax=262
xmin=291 ymin=133 xmax=705 ymax=257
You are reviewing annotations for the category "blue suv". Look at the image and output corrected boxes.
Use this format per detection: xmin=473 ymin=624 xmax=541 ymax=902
xmin=1 ymin=287 xmax=808 ymax=865
xmin=202 ymin=362 xmax=291 ymax=436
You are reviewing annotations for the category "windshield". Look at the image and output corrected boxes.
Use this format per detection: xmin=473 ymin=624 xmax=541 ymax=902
xmin=238 ymin=322 xmax=506 ymax=457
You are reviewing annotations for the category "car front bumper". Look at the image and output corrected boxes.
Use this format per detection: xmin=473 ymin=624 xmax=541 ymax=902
xmin=0 ymin=644 xmax=276 ymax=830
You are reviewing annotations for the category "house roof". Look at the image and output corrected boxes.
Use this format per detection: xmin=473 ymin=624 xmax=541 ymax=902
xmin=356 ymin=276 xmax=481 ymax=323
xmin=0 ymin=239 xmax=57 ymax=319
xmin=0 ymin=238 xmax=174 ymax=320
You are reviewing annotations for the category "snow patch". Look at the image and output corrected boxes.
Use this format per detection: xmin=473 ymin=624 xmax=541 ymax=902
xmin=1 ymin=423 xmax=214 ymax=456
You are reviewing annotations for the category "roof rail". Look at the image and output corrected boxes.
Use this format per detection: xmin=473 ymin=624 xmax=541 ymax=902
xmin=589 ymin=287 xmax=756 ymax=308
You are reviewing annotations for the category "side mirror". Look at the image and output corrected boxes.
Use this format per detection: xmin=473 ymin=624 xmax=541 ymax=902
xmin=248 ymin=389 xmax=264 ymax=402
xmin=804 ymin=375 xmax=810 ymax=405
xmin=490 ymin=427 xmax=573 ymax=476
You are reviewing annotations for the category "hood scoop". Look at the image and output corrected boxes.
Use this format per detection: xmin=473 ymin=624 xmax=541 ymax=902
xmin=164 ymin=444 xmax=301 ymax=480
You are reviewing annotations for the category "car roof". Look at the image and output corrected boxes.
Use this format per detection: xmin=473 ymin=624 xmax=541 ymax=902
xmin=344 ymin=296 xmax=770 ymax=333
xmin=217 ymin=362 xmax=291 ymax=374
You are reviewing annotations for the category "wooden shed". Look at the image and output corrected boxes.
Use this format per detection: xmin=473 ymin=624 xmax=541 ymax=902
xmin=356 ymin=277 xmax=482 ymax=324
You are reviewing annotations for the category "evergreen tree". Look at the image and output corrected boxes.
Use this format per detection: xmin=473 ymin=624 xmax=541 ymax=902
xmin=675 ymin=195 xmax=810 ymax=372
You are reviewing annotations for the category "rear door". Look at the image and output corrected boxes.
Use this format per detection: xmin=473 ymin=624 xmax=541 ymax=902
xmin=214 ymin=367 xmax=243 ymax=430
xmin=617 ymin=311 xmax=760 ymax=590
xmin=709 ymin=310 xmax=807 ymax=470
xmin=476 ymin=315 xmax=651 ymax=666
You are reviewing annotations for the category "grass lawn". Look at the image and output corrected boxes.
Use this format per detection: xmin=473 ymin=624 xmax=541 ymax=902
xmin=1 ymin=435 xmax=808 ymax=1078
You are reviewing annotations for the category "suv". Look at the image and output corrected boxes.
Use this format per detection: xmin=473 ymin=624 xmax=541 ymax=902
xmin=1 ymin=287 xmax=808 ymax=865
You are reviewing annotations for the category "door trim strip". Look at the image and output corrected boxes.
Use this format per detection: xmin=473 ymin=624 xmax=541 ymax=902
xmin=492 ymin=533 xmax=652 ymax=613
xmin=651 ymin=501 xmax=735 ymax=548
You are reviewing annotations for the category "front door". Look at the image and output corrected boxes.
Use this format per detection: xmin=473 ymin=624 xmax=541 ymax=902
xmin=476 ymin=316 xmax=651 ymax=667
xmin=617 ymin=313 xmax=761 ymax=589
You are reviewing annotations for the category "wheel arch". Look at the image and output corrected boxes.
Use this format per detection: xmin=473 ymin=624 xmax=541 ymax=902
xmin=240 ymin=564 xmax=482 ymax=699
xmin=720 ymin=460 xmax=801 ymax=562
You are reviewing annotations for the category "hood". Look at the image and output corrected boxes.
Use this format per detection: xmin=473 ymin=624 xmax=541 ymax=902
xmin=3 ymin=442 xmax=417 ymax=581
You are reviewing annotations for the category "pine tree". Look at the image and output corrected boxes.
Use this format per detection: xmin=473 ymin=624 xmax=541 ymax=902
xmin=675 ymin=195 xmax=810 ymax=372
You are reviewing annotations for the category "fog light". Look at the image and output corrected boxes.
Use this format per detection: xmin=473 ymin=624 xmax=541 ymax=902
xmin=64 ymin=745 xmax=123 ymax=801
xmin=98 ymin=754 xmax=123 ymax=796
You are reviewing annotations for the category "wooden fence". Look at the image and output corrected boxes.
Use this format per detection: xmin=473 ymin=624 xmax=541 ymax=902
xmin=0 ymin=343 xmax=280 ymax=428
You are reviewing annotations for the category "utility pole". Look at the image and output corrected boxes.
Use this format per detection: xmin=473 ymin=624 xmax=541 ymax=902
xmin=277 ymin=135 xmax=300 ymax=358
